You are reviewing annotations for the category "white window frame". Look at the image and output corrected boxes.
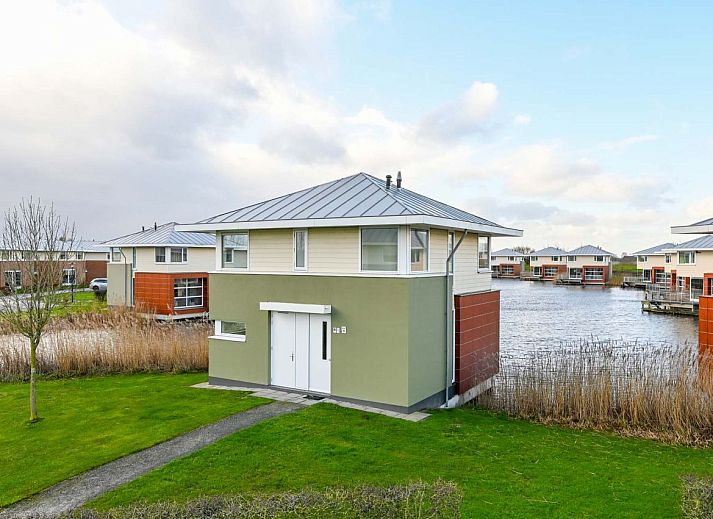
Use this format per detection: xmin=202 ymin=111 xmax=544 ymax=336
xmin=110 ymin=248 xmax=122 ymax=263
xmin=678 ymin=251 xmax=696 ymax=265
xmin=567 ymin=255 xmax=577 ymax=262
xmin=154 ymin=247 xmax=166 ymax=263
xmin=408 ymin=227 xmax=430 ymax=274
xmin=665 ymin=254 xmax=672 ymax=264
xmin=477 ymin=235 xmax=491 ymax=272
xmin=221 ymin=232 xmax=249 ymax=270
xmin=594 ymin=255 xmax=604 ymax=262
xmin=569 ymin=267 xmax=582 ymax=279
xmin=173 ymin=277 xmax=204 ymax=309
xmin=501 ymin=265 xmax=514 ymax=275
xmin=584 ymin=267 xmax=604 ymax=281
xmin=76 ymin=251 xmax=84 ymax=260
xmin=293 ymin=229 xmax=308 ymax=272
xmin=170 ymin=247 xmax=188 ymax=264
xmin=62 ymin=268 xmax=76 ymax=286
xmin=543 ymin=266 xmax=559 ymax=278
xmin=359 ymin=227 xmax=399 ymax=273
xmin=212 ymin=320 xmax=246 ymax=342
xmin=4 ymin=270 xmax=22 ymax=289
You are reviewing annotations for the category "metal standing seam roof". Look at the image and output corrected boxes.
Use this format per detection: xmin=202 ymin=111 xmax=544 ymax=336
xmin=567 ymin=245 xmax=614 ymax=256
xmin=633 ymin=243 xmax=677 ymax=255
xmin=530 ymin=247 xmax=568 ymax=257
xmin=492 ymin=248 xmax=524 ymax=257
xmin=671 ymin=235 xmax=713 ymax=251
xmin=194 ymin=173 xmax=510 ymax=228
xmin=671 ymin=216 xmax=713 ymax=234
xmin=102 ymin=222 xmax=215 ymax=247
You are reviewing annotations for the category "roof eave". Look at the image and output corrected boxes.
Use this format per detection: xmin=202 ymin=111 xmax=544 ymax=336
xmin=176 ymin=216 xmax=523 ymax=237
xmin=100 ymin=243 xmax=215 ymax=248
xmin=671 ymin=224 xmax=713 ymax=234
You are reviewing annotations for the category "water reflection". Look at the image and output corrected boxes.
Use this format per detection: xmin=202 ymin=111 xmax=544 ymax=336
xmin=495 ymin=278 xmax=698 ymax=355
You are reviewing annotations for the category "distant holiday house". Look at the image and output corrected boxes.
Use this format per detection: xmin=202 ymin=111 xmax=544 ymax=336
xmin=1 ymin=240 xmax=108 ymax=292
xmin=633 ymin=242 xmax=676 ymax=284
xmin=177 ymin=172 xmax=522 ymax=413
xmin=490 ymin=248 xmax=524 ymax=278
xmin=528 ymin=247 xmax=567 ymax=280
xmin=103 ymin=223 xmax=215 ymax=319
xmin=564 ymin=245 xmax=613 ymax=284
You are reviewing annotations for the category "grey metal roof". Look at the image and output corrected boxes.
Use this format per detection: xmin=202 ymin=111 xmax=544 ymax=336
xmin=530 ymin=247 xmax=567 ymax=256
xmin=196 ymin=173 xmax=506 ymax=227
xmin=567 ymin=245 xmax=613 ymax=256
xmin=633 ymin=242 xmax=676 ymax=255
xmin=673 ymin=235 xmax=713 ymax=250
xmin=492 ymin=248 xmax=524 ymax=257
xmin=690 ymin=217 xmax=713 ymax=226
xmin=103 ymin=222 xmax=215 ymax=247
xmin=76 ymin=240 xmax=110 ymax=253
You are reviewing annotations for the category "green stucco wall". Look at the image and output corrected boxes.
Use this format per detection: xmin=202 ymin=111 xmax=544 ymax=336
xmin=209 ymin=273 xmax=446 ymax=408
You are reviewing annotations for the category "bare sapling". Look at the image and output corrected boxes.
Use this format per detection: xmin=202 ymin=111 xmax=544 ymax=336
xmin=0 ymin=198 xmax=76 ymax=421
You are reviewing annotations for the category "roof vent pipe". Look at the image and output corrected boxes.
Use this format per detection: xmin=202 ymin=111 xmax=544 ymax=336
xmin=385 ymin=174 xmax=392 ymax=189
xmin=142 ymin=226 xmax=145 ymax=232
xmin=154 ymin=222 xmax=157 ymax=231
xmin=396 ymin=171 xmax=402 ymax=188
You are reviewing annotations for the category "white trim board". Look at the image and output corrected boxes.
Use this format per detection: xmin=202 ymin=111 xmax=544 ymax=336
xmin=259 ymin=302 xmax=332 ymax=314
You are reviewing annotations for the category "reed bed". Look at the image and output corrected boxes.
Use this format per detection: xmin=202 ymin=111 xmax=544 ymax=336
xmin=0 ymin=310 xmax=210 ymax=382
xmin=479 ymin=340 xmax=713 ymax=445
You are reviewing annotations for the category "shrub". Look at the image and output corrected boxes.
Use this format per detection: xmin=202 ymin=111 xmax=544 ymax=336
xmin=681 ymin=475 xmax=713 ymax=519
xmin=63 ymin=481 xmax=462 ymax=519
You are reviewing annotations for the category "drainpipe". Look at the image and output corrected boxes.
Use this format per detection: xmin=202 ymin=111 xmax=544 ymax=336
xmin=444 ymin=230 xmax=468 ymax=407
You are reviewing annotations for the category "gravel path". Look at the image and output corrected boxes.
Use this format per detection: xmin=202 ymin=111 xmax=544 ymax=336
xmin=0 ymin=401 xmax=302 ymax=519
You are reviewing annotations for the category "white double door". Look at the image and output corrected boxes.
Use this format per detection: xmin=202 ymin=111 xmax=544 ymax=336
xmin=270 ymin=312 xmax=331 ymax=393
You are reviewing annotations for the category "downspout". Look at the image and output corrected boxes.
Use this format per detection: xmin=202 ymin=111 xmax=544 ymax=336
xmin=444 ymin=230 xmax=468 ymax=407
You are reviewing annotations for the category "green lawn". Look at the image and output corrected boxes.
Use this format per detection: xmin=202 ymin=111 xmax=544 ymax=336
xmin=91 ymin=404 xmax=713 ymax=518
xmin=613 ymin=262 xmax=639 ymax=273
xmin=0 ymin=373 xmax=267 ymax=507
xmin=51 ymin=290 xmax=107 ymax=317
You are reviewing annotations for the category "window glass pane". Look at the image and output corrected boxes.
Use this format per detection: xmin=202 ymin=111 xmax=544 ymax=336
xmin=171 ymin=248 xmax=186 ymax=262
xmin=361 ymin=228 xmax=398 ymax=271
xmin=111 ymin=248 xmax=122 ymax=262
xmin=410 ymin=229 xmax=429 ymax=272
xmin=155 ymin=247 xmax=166 ymax=262
xmin=294 ymin=230 xmax=306 ymax=269
xmin=222 ymin=233 xmax=248 ymax=268
xmin=173 ymin=277 xmax=203 ymax=308
xmin=221 ymin=321 xmax=246 ymax=336
xmin=478 ymin=236 xmax=490 ymax=270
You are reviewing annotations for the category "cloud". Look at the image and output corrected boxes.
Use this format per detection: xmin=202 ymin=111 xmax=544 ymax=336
xmin=513 ymin=114 xmax=531 ymax=126
xmin=600 ymin=135 xmax=659 ymax=150
xmin=260 ymin=124 xmax=346 ymax=164
xmin=418 ymin=81 xmax=498 ymax=141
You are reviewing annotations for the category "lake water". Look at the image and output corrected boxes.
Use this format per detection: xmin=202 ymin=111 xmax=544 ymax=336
xmin=494 ymin=278 xmax=699 ymax=357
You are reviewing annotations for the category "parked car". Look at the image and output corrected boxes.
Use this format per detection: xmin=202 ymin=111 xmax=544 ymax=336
xmin=89 ymin=278 xmax=107 ymax=293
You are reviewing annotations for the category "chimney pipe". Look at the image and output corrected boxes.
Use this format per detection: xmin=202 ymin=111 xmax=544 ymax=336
xmin=142 ymin=226 xmax=145 ymax=232
xmin=386 ymin=174 xmax=392 ymax=189
xmin=396 ymin=171 xmax=402 ymax=188
xmin=154 ymin=222 xmax=157 ymax=231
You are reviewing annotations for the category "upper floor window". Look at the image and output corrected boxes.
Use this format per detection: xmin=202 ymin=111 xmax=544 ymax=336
xmin=594 ymin=255 xmax=604 ymax=262
xmin=170 ymin=247 xmax=187 ymax=263
xmin=294 ymin=230 xmax=307 ymax=271
xmin=410 ymin=229 xmax=429 ymax=272
xmin=478 ymin=236 xmax=490 ymax=271
xmin=665 ymin=254 xmax=672 ymax=264
xmin=76 ymin=252 xmax=84 ymax=260
xmin=111 ymin=247 xmax=122 ymax=262
xmin=222 ymin=233 xmax=248 ymax=268
xmin=361 ymin=227 xmax=398 ymax=272
xmin=637 ymin=255 xmax=647 ymax=262
xmin=155 ymin=247 xmax=166 ymax=263
xmin=508 ymin=256 xmax=516 ymax=261
xmin=567 ymin=256 xmax=577 ymax=262
xmin=679 ymin=251 xmax=695 ymax=264
xmin=551 ymin=256 xmax=560 ymax=261
xmin=531 ymin=256 xmax=538 ymax=261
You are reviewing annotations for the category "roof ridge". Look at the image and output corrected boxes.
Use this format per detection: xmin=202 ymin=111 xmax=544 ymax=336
xmin=359 ymin=173 xmax=414 ymax=215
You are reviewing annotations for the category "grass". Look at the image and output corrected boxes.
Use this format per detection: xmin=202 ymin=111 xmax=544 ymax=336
xmin=613 ymin=262 xmax=639 ymax=274
xmin=51 ymin=290 xmax=107 ymax=317
xmin=89 ymin=404 xmax=713 ymax=518
xmin=0 ymin=373 xmax=267 ymax=507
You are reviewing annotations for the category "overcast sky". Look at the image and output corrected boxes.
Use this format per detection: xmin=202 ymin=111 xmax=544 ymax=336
xmin=1 ymin=1 xmax=711 ymax=254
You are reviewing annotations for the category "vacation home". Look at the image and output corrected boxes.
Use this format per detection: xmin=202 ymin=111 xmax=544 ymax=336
xmin=177 ymin=172 xmax=522 ymax=413
xmin=634 ymin=243 xmax=676 ymax=284
xmin=564 ymin=245 xmax=613 ymax=284
xmin=528 ymin=247 xmax=567 ymax=280
xmin=1 ymin=240 xmax=109 ymax=292
xmin=490 ymin=248 xmax=524 ymax=278
xmin=104 ymin=223 xmax=215 ymax=319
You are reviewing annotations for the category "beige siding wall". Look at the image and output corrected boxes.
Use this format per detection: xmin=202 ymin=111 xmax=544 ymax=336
xmin=309 ymin=227 xmax=360 ymax=273
xmin=530 ymin=256 xmax=566 ymax=267
xmin=672 ymin=251 xmax=713 ymax=278
xmin=565 ymin=255 xmax=610 ymax=269
xmin=112 ymin=246 xmax=214 ymax=273
xmin=248 ymin=229 xmax=293 ymax=272
xmin=637 ymin=255 xmax=667 ymax=270
xmin=429 ymin=229 xmax=448 ymax=274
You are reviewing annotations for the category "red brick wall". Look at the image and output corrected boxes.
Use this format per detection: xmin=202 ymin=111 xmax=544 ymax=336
xmin=700 ymin=295 xmax=712 ymax=355
xmin=541 ymin=264 xmax=566 ymax=279
xmin=499 ymin=263 xmax=521 ymax=276
xmin=705 ymin=274 xmax=713 ymax=296
xmin=84 ymin=260 xmax=107 ymax=282
xmin=133 ymin=272 xmax=209 ymax=316
xmin=454 ymin=290 xmax=500 ymax=395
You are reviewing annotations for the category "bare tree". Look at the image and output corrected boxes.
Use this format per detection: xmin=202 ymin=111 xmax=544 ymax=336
xmin=0 ymin=198 xmax=76 ymax=421
xmin=512 ymin=246 xmax=534 ymax=255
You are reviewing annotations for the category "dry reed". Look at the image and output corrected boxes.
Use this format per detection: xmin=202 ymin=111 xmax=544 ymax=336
xmin=0 ymin=309 xmax=209 ymax=382
xmin=479 ymin=340 xmax=713 ymax=445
